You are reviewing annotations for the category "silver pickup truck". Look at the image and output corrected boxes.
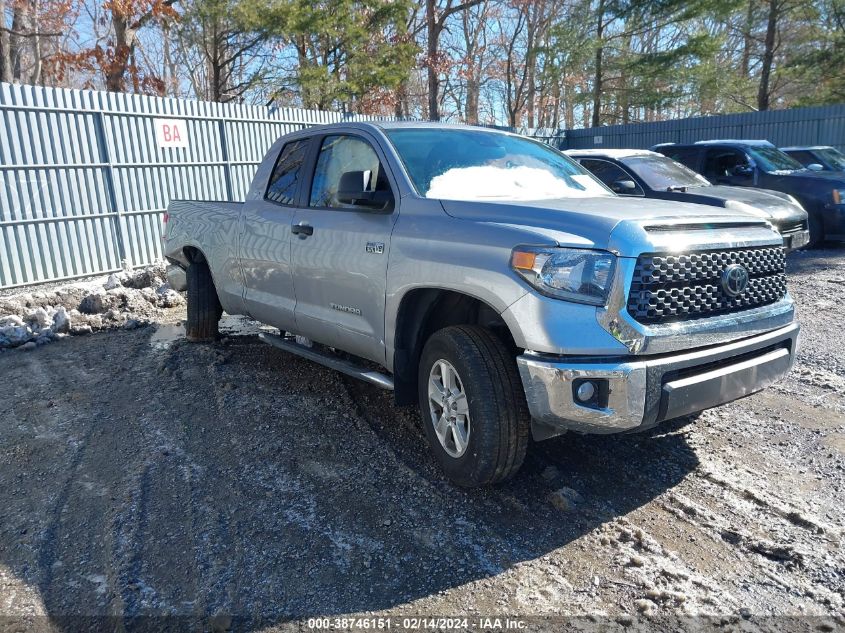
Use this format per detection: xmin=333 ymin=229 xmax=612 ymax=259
xmin=164 ymin=122 xmax=799 ymax=487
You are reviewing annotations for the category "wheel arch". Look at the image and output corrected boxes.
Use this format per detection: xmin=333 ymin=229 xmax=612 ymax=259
xmin=391 ymin=287 xmax=521 ymax=406
xmin=182 ymin=245 xmax=208 ymax=264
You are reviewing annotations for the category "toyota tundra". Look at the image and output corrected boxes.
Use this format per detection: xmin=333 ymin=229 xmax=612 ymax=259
xmin=164 ymin=123 xmax=799 ymax=487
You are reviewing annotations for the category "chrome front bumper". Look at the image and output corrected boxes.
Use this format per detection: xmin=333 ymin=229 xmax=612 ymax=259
xmin=517 ymin=323 xmax=799 ymax=438
xmin=783 ymin=228 xmax=810 ymax=251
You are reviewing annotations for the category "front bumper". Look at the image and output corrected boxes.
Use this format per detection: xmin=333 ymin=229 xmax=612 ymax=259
xmin=781 ymin=228 xmax=810 ymax=251
xmin=517 ymin=323 xmax=799 ymax=437
xmin=773 ymin=213 xmax=810 ymax=251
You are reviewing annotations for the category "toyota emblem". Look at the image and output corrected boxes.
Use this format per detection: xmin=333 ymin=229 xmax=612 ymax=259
xmin=722 ymin=264 xmax=749 ymax=297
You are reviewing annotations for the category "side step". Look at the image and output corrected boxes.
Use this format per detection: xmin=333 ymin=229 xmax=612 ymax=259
xmin=258 ymin=332 xmax=394 ymax=390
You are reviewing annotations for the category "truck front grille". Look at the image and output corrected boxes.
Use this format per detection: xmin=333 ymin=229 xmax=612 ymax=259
xmin=627 ymin=246 xmax=787 ymax=324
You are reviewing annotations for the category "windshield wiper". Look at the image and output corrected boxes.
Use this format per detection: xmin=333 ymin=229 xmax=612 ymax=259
xmin=666 ymin=185 xmax=688 ymax=192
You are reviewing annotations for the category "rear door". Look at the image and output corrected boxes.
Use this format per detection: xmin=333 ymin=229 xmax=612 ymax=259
xmin=240 ymin=136 xmax=312 ymax=330
xmin=289 ymin=131 xmax=399 ymax=364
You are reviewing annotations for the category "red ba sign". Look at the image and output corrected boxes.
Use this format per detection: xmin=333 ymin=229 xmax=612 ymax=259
xmin=154 ymin=118 xmax=188 ymax=148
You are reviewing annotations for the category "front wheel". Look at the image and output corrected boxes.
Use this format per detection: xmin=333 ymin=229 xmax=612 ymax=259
xmin=417 ymin=325 xmax=530 ymax=487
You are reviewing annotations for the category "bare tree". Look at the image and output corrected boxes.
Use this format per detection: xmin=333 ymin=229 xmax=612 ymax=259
xmin=425 ymin=0 xmax=483 ymax=120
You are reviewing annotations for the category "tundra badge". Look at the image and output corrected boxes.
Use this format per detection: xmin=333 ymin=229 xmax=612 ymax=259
xmin=330 ymin=303 xmax=362 ymax=316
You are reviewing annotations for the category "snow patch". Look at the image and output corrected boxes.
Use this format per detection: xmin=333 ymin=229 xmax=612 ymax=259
xmin=0 ymin=263 xmax=184 ymax=350
xmin=426 ymin=165 xmax=608 ymax=201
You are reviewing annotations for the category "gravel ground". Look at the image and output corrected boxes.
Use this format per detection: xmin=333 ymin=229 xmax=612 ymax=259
xmin=0 ymin=247 xmax=843 ymax=632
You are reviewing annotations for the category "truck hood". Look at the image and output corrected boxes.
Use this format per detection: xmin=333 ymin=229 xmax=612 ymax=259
xmin=439 ymin=196 xmax=779 ymax=256
xmin=700 ymin=185 xmax=806 ymax=221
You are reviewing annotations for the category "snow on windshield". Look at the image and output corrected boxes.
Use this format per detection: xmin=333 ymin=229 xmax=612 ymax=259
xmin=426 ymin=165 xmax=610 ymax=201
xmin=386 ymin=128 xmax=615 ymax=202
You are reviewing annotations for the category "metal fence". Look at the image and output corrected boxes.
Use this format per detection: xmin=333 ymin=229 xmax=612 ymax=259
xmin=0 ymin=82 xmax=393 ymax=289
xmin=559 ymin=104 xmax=845 ymax=152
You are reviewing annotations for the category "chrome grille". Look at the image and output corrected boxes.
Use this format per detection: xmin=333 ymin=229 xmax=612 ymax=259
xmin=627 ymin=246 xmax=787 ymax=324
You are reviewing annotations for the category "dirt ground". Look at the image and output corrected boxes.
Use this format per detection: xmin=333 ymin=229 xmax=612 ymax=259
xmin=1 ymin=248 xmax=844 ymax=632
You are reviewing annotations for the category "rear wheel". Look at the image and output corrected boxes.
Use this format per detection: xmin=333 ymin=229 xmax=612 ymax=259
xmin=186 ymin=261 xmax=222 ymax=342
xmin=417 ymin=325 xmax=530 ymax=487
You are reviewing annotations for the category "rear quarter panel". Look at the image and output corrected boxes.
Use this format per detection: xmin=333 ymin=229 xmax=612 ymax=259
xmin=164 ymin=200 xmax=245 ymax=315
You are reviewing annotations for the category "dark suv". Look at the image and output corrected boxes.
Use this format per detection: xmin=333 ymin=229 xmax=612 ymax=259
xmin=652 ymin=140 xmax=845 ymax=245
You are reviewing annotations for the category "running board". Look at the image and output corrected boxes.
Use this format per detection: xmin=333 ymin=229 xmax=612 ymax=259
xmin=258 ymin=332 xmax=394 ymax=390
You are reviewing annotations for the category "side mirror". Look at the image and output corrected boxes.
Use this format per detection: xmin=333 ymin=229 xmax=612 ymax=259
xmin=611 ymin=179 xmax=638 ymax=194
xmin=807 ymin=163 xmax=824 ymax=172
xmin=337 ymin=170 xmax=394 ymax=212
xmin=730 ymin=164 xmax=754 ymax=177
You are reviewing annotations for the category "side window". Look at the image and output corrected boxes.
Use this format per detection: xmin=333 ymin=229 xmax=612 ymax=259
xmin=265 ymin=139 xmax=310 ymax=205
xmin=310 ymin=135 xmax=389 ymax=208
xmin=785 ymin=150 xmax=815 ymax=167
xmin=704 ymin=148 xmax=750 ymax=179
xmin=579 ymin=159 xmax=643 ymax=195
xmin=660 ymin=147 xmax=699 ymax=171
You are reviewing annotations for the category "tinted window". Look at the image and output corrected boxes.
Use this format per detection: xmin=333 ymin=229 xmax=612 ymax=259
xmin=657 ymin=146 xmax=700 ymax=171
xmin=310 ymin=135 xmax=387 ymax=208
xmin=621 ymin=155 xmax=710 ymax=190
xmin=579 ymin=159 xmax=643 ymax=195
xmin=704 ymin=148 xmax=749 ymax=179
xmin=266 ymin=139 xmax=309 ymax=205
xmin=784 ymin=150 xmax=817 ymax=167
xmin=386 ymin=128 xmax=611 ymax=201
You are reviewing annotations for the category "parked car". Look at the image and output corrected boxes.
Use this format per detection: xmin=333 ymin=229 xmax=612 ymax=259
xmin=781 ymin=146 xmax=845 ymax=174
xmin=565 ymin=148 xmax=809 ymax=251
xmin=652 ymin=140 xmax=845 ymax=245
xmin=164 ymin=123 xmax=799 ymax=487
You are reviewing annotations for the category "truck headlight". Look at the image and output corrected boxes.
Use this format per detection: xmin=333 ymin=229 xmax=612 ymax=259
xmin=511 ymin=247 xmax=616 ymax=305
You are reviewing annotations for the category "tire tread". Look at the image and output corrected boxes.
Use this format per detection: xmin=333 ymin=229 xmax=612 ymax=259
xmin=186 ymin=262 xmax=221 ymax=342
xmin=419 ymin=325 xmax=530 ymax=486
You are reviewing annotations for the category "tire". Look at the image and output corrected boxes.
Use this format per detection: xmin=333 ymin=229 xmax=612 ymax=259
xmin=417 ymin=325 xmax=530 ymax=487
xmin=808 ymin=212 xmax=825 ymax=247
xmin=185 ymin=261 xmax=221 ymax=342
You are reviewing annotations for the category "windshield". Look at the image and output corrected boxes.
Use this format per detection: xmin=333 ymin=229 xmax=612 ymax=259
xmin=817 ymin=147 xmax=845 ymax=171
xmin=747 ymin=146 xmax=805 ymax=173
xmin=385 ymin=128 xmax=612 ymax=201
xmin=620 ymin=154 xmax=710 ymax=190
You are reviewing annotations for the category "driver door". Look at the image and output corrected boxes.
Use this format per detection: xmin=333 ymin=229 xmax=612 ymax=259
xmin=289 ymin=132 xmax=398 ymax=364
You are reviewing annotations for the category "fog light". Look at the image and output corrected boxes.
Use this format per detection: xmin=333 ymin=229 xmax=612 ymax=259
xmin=576 ymin=381 xmax=596 ymax=402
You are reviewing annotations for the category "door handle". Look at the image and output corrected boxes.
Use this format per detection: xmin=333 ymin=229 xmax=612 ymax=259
xmin=291 ymin=223 xmax=314 ymax=237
